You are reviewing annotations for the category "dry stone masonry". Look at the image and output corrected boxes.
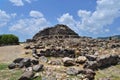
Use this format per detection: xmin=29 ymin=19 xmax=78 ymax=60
xmin=8 ymin=24 xmax=120 ymax=80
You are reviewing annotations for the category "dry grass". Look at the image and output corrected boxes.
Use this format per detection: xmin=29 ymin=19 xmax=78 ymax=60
xmin=95 ymin=65 xmax=120 ymax=80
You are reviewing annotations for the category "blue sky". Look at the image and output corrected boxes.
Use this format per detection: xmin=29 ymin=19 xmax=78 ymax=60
xmin=0 ymin=0 xmax=120 ymax=41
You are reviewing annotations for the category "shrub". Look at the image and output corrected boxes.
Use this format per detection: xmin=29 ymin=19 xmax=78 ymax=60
xmin=0 ymin=34 xmax=19 ymax=45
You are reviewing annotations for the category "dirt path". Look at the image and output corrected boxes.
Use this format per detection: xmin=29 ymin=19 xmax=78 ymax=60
xmin=0 ymin=45 xmax=25 ymax=63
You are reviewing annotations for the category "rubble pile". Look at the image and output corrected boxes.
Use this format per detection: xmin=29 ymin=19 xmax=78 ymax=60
xmin=8 ymin=24 xmax=120 ymax=80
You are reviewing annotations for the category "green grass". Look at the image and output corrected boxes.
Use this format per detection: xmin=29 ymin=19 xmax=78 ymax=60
xmin=0 ymin=63 xmax=42 ymax=80
xmin=95 ymin=64 xmax=120 ymax=80
xmin=0 ymin=63 xmax=8 ymax=70
xmin=0 ymin=63 xmax=22 ymax=80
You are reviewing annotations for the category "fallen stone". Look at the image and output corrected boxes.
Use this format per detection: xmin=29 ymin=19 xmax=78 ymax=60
xmin=75 ymin=56 xmax=87 ymax=64
xmin=13 ymin=58 xmax=24 ymax=63
xmin=84 ymin=69 xmax=96 ymax=80
xmin=33 ymin=64 xmax=44 ymax=72
xmin=8 ymin=63 xmax=16 ymax=69
xmin=39 ymin=56 xmax=48 ymax=63
xmin=21 ymin=58 xmax=31 ymax=68
xmin=48 ymin=60 xmax=62 ymax=65
xmin=62 ymin=57 xmax=75 ymax=66
xmin=17 ymin=63 xmax=24 ymax=68
xmin=31 ymin=59 xmax=39 ymax=65
xmin=18 ymin=71 xmax=34 ymax=80
xmin=32 ymin=53 xmax=39 ymax=59
xmin=86 ymin=55 xmax=97 ymax=61
xmin=84 ymin=61 xmax=98 ymax=70
xmin=97 ymin=54 xmax=119 ymax=68
xmin=66 ymin=67 xmax=79 ymax=75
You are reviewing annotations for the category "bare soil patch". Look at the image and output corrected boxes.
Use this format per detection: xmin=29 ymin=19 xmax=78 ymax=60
xmin=0 ymin=45 xmax=25 ymax=63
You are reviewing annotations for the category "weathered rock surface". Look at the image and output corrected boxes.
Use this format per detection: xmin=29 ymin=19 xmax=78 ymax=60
xmin=66 ymin=67 xmax=79 ymax=75
xmin=40 ymin=49 xmax=75 ymax=58
xmin=32 ymin=24 xmax=79 ymax=41
xmin=8 ymin=24 xmax=120 ymax=80
xmin=48 ymin=60 xmax=62 ymax=65
xmin=33 ymin=64 xmax=44 ymax=72
xmin=18 ymin=71 xmax=34 ymax=80
xmin=85 ymin=55 xmax=97 ymax=61
xmin=84 ymin=69 xmax=96 ymax=80
xmin=21 ymin=58 xmax=31 ymax=68
xmin=8 ymin=63 xmax=16 ymax=69
xmin=75 ymin=56 xmax=87 ymax=64
xmin=84 ymin=54 xmax=120 ymax=70
xmin=39 ymin=56 xmax=48 ymax=63
xmin=62 ymin=57 xmax=75 ymax=66
xmin=31 ymin=59 xmax=39 ymax=65
xmin=13 ymin=58 xmax=24 ymax=63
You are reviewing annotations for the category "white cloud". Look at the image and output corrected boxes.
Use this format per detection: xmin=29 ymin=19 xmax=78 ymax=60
xmin=58 ymin=0 xmax=120 ymax=34
xmin=77 ymin=0 xmax=120 ymax=33
xmin=0 ymin=10 xmax=16 ymax=27
xmin=29 ymin=10 xmax=44 ymax=18
xmin=57 ymin=13 xmax=80 ymax=33
xmin=78 ymin=10 xmax=91 ymax=18
xmin=9 ymin=10 xmax=49 ymax=35
xmin=9 ymin=0 xmax=33 ymax=6
xmin=105 ymin=29 xmax=110 ymax=32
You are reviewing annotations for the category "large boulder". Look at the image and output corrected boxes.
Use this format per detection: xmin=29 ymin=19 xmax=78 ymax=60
xmin=39 ymin=56 xmax=48 ymax=63
xmin=84 ymin=69 xmax=96 ymax=80
xmin=66 ymin=67 xmax=79 ymax=75
xmin=48 ymin=60 xmax=62 ymax=65
xmin=18 ymin=71 xmax=34 ymax=80
xmin=17 ymin=62 xmax=24 ymax=68
xmin=97 ymin=54 xmax=119 ymax=68
xmin=13 ymin=58 xmax=24 ymax=63
xmin=21 ymin=58 xmax=31 ymax=68
xmin=75 ymin=56 xmax=87 ymax=64
xmin=62 ymin=57 xmax=75 ymax=66
xmin=11 ymin=58 xmax=32 ymax=68
xmin=33 ymin=64 xmax=44 ymax=72
xmin=31 ymin=59 xmax=39 ymax=65
xmin=84 ymin=61 xmax=98 ymax=70
xmin=8 ymin=63 xmax=16 ymax=69
xmin=84 ymin=54 xmax=120 ymax=70
xmin=85 ymin=55 xmax=97 ymax=61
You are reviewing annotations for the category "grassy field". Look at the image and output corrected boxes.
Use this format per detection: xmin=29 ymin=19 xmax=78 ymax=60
xmin=0 ymin=63 xmax=42 ymax=80
xmin=95 ymin=64 xmax=120 ymax=80
xmin=0 ymin=63 xmax=22 ymax=80
xmin=0 ymin=63 xmax=120 ymax=80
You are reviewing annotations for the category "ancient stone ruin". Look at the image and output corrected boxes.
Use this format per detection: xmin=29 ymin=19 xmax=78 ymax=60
xmin=8 ymin=24 xmax=120 ymax=80
xmin=27 ymin=24 xmax=79 ymax=42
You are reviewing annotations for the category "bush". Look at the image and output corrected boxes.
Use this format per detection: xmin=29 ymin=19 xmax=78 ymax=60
xmin=0 ymin=34 xmax=19 ymax=45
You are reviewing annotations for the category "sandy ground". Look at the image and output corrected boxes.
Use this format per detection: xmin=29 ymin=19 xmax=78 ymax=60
xmin=0 ymin=44 xmax=25 ymax=63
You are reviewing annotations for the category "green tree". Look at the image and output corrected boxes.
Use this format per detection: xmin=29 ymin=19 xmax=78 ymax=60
xmin=0 ymin=34 xmax=19 ymax=45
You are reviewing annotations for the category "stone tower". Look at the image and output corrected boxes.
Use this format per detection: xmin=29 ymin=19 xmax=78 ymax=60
xmin=32 ymin=24 xmax=79 ymax=41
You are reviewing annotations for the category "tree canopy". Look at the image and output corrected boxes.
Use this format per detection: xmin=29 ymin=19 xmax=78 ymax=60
xmin=0 ymin=34 xmax=19 ymax=45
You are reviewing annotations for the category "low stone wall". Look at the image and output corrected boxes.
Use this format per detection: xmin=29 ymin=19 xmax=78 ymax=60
xmin=84 ymin=54 xmax=120 ymax=70
xmin=39 ymin=48 xmax=75 ymax=58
